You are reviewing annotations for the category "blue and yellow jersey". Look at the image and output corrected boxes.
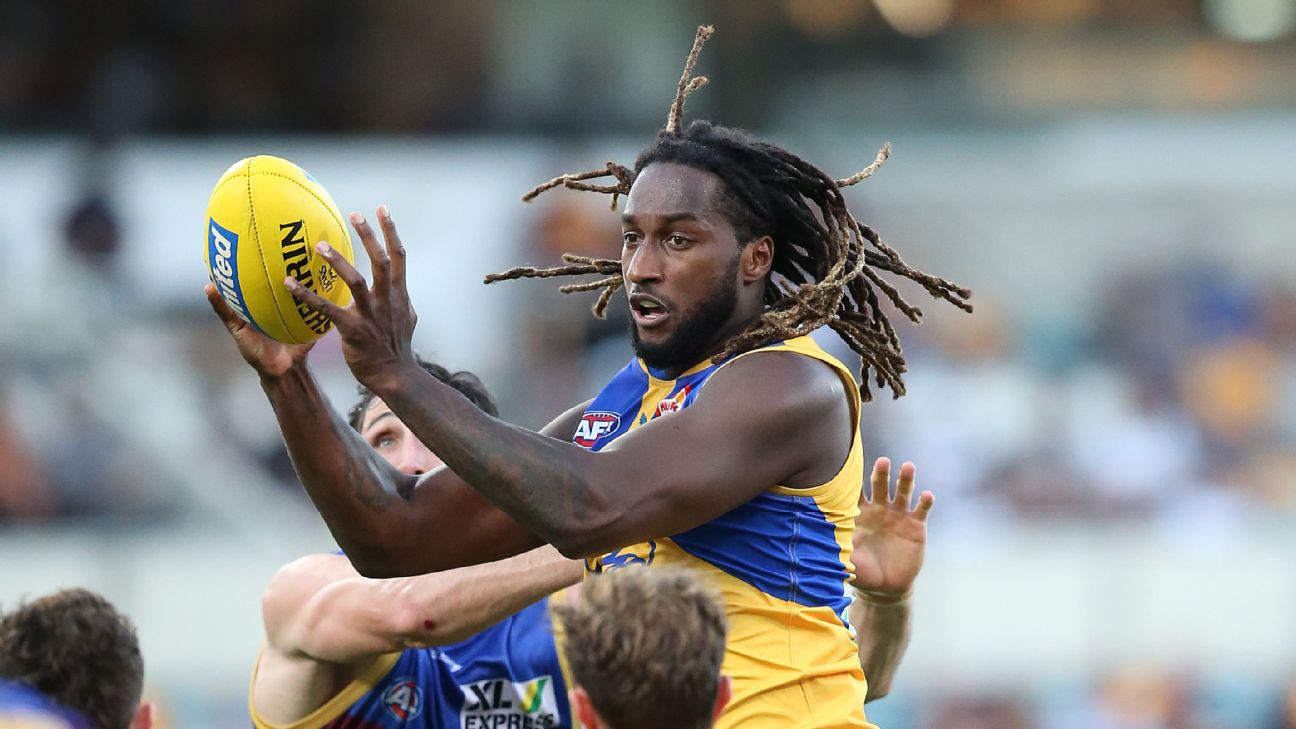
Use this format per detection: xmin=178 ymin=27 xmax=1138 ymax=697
xmin=578 ymin=335 xmax=872 ymax=729
xmin=0 ymin=681 xmax=90 ymax=729
xmin=249 ymin=597 xmax=573 ymax=729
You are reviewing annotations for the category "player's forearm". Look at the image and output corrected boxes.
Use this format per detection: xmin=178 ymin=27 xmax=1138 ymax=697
xmin=260 ymin=364 xmax=416 ymax=563
xmin=375 ymin=364 xmax=618 ymax=556
xmin=851 ymin=592 xmax=912 ymax=702
xmin=402 ymin=546 xmax=582 ymax=645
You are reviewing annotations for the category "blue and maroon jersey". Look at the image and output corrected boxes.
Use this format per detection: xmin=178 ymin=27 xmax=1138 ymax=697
xmin=250 ymin=598 xmax=571 ymax=729
xmin=0 ymin=680 xmax=92 ymax=729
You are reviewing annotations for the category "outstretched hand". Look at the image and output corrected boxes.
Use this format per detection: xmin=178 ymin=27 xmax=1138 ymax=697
xmin=205 ymin=283 xmax=314 ymax=379
xmin=286 ymin=205 xmax=419 ymax=392
xmin=851 ymin=457 xmax=933 ymax=600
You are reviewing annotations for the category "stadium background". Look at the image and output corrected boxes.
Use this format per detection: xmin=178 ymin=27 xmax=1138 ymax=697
xmin=2 ymin=0 xmax=1295 ymax=726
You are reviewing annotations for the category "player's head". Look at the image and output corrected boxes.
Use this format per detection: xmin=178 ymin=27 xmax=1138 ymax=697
xmin=0 ymin=588 xmax=153 ymax=729
xmin=554 ymin=568 xmax=729 ymax=729
xmin=488 ymin=25 xmax=972 ymax=397
xmin=613 ymin=150 xmax=770 ymax=372
xmin=347 ymin=354 xmax=497 ymax=475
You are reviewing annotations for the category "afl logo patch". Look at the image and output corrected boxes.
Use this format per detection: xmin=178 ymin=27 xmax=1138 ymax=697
xmin=573 ymin=412 xmax=621 ymax=448
xmin=381 ymin=679 xmax=423 ymax=721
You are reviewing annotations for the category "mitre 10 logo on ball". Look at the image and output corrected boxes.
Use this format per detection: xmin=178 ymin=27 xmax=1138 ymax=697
xmin=573 ymin=412 xmax=621 ymax=448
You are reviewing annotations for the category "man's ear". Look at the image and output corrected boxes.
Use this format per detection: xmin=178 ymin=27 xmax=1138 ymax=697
xmin=570 ymin=687 xmax=602 ymax=729
xmin=712 ymin=675 xmax=732 ymax=722
xmin=130 ymin=703 xmax=155 ymax=729
xmin=740 ymin=236 xmax=774 ymax=284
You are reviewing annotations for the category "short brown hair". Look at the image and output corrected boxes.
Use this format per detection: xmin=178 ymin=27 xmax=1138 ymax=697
xmin=0 ymin=588 xmax=144 ymax=729
xmin=554 ymin=568 xmax=727 ymax=729
xmin=347 ymin=354 xmax=498 ymax=431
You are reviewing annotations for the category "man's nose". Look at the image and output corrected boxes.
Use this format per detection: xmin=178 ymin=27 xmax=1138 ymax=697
xmin=624 ymin=241 xmax=663 ymax=285
xmin=394 ymin=439 xmax=438 ymax=476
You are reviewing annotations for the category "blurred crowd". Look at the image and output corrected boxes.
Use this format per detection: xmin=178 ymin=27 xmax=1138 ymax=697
xmin=6 ymin=0 xmax=1294 ymax=138
xmin=856 ymin=259 xmax=1296 ymax=527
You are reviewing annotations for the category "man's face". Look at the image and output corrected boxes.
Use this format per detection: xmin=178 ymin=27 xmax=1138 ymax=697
xmin=359 ymin=398 xmax=443 ymax=475
xmin=621 ymin=162 xmax=745 ymax=372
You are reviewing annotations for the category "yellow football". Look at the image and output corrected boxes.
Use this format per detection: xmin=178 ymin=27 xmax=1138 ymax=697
xmin=204 ymin=155 xmax=355 ymax=344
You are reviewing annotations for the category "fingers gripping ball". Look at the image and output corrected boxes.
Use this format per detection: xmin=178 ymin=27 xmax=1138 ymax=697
xmin=204 ymin=156 xmax=355 ymax=344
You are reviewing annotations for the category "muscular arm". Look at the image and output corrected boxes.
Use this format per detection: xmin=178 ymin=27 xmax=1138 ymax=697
xmin=374 ymin=350 xmax=850 ymax=562
xmin=260 ymin=360 xmax=590 ymax=576
xmin=265 ymin=213 xmax=849 ymax=576
xmin=261 ymin=547 xmax=583 ymax=664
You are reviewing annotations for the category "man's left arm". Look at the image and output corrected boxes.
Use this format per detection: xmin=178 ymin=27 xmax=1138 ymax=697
xmin=289 ymin=210 xmax=849 ymax=561
xmin=287 ymin=212 xmax=844 ymax=557
xmin=848 ymin=458 xmax=932 ymax=702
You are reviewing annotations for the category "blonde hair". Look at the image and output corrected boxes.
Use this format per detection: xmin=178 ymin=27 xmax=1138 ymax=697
xmin=554 ymin=568 xmax=727 ymax=729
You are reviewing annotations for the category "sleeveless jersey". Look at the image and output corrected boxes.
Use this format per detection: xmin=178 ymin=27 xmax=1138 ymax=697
xmin=0 ymin=681 xmax=90 ymax=729
xmin=249 ymin=597 xmax=573 ymax=729
xmin=577 ymin=336 xmax=873 ymax=729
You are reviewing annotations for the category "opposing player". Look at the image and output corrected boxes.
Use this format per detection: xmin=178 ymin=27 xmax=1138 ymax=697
xmin=210 ymin=25 xmax=964 ymax=729
xmin=0 ymin=589 xmax=152 ymax=729
xmin=251 ymin=357 xmax=583 ymax=729
xmin=554 ymin=568 xmax=730 ymax=729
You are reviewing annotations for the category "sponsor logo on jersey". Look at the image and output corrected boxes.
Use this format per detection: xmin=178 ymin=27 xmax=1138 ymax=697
xmin=430 ymin=647 xmax=463 ymax=673
xmin=652 ymin=384 xmax=693 ymax=419
xmin=459 ymin=676 xmax=559 ymax=729
xmin=381 ymin=678 xmax=423 ymax=721
xmin=654 ymin=399 xmax=680 ymax=416
xmin=573 ymin=412 xmax=621 ymax=448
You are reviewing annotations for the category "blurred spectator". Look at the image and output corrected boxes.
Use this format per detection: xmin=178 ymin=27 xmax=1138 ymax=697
xmin=925 ymin=693 xmax=1037 ymax=729
xmin=504 ymin=190 xmax=628 ymax=427
xmin=1268 ymin=677 xmax=1296 ymax=729
xmin=1084 ymin=667 xmax=1202 ymax=729
xmin=0 ymin=398 xmax=54 ymax=520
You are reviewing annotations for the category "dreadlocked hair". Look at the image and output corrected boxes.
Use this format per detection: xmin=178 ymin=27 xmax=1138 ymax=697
xmin=485 ymin=25 xmax=972 ymax=400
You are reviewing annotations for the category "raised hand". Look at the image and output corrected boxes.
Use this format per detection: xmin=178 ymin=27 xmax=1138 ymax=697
xmin=851 ymin=457 xmax=933 ymax=600
xmin=205 ymin=283 xmax=314 ymax=379
xmin=285 ymin=205 xmax=419 ymax=392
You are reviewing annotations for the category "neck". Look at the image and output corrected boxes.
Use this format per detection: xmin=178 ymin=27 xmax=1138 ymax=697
xmin=653 ymin=309 xmax=764 ymax=380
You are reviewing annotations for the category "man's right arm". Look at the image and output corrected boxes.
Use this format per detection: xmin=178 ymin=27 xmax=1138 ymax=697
xmin=262 ymin=548 xmax=583 ymax=664
xmin=259 ymin=358 xmax=590 ymax=576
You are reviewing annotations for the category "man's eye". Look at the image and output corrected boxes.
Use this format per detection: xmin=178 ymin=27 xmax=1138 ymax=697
xmin=623 ymin=232 xmax=642 ymax=246
xmin=666 ymin=235 xmax=691 ymax=247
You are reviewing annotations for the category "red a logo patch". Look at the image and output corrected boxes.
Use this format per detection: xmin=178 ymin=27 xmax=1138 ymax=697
xmin=381 ymin=679 xmax=423 ymax=720
xmin=573 ymin=412 xmax=621 ymax=448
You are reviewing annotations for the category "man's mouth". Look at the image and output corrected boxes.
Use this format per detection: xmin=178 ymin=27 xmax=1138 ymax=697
xmin=629 ymin=293 xmax=670 ymax=329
